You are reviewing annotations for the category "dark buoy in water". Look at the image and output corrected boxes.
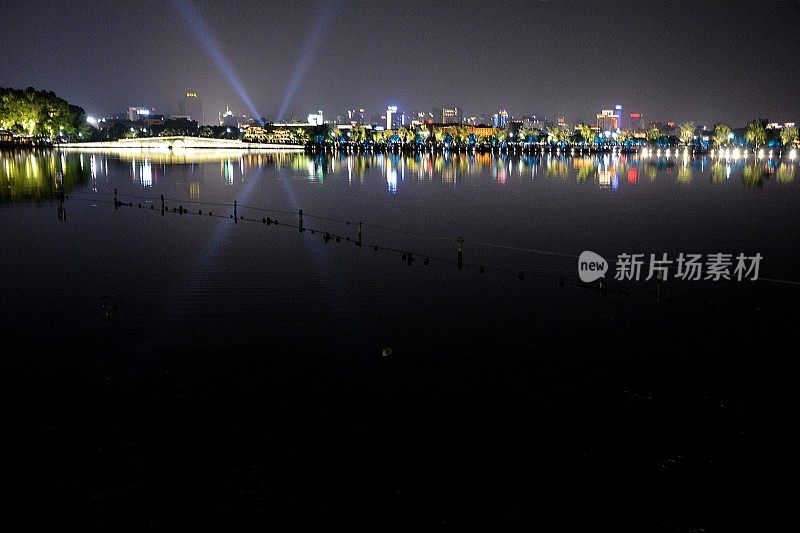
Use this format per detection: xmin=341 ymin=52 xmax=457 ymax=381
xmin=558 ymin=278 xmax=565 ymax=287
xmin=423 ymin=257 xmax=429 ymax=266
xmin=324 ymin=232 xmax=331 ymax=243
xmin=336 ymin=236 xmax=340 ymax=243
xmin=518 ymin=271 xmax=525 ymax=280
xmin=199 ymin=210 xmax=203 ymax=215
xmin=262 ymin=217 xmax=266 ymax=224
xmin=479 ymin=267 xmax=485 ymax=274
xmin=401 ymin=252 xmax=407 ymax=261
xmin=373 ymin=246 xmax=379 ymax=252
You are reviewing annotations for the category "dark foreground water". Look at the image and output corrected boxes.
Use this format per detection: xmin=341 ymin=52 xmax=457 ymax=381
xmin=1 ymin=148 xmax=799 ymax=529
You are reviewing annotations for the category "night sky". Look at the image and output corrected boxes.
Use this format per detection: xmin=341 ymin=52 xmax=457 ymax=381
xmin=1 ymin=0 xmax=799 ymax=127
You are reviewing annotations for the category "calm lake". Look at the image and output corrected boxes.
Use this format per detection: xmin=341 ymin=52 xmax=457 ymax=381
xmin=1 ymin=148 xmax=799 ymax=528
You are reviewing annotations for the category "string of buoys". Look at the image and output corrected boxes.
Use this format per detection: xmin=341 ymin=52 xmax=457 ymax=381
xmin=61 ymin=191 xmax=800 ymax=298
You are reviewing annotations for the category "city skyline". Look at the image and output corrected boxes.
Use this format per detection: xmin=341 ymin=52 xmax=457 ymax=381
xmin=1 ymin=1 xmax=799 ymax=127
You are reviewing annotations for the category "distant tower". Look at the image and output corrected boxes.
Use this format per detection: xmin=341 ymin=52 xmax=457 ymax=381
xmin=493 ymin=110 xmax=509 ymax=129
xmin=615 ymin=104 xmax=623 ymax=130
xmin=386 ymin=106 xmax=397 ymax=130
xmin=179 ymin=92 xmax=204 ymax=125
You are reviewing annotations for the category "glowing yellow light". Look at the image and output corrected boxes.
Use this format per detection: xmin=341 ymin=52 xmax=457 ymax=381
xmin=791 ymin=148 xmax=797 ymax=160
xmin=732 ymin=148 xmax=741 ymax=159
xmin=758 ymin=149 xmax=764 ymax=158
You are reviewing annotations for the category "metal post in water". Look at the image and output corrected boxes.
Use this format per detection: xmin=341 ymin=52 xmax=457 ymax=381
xmin=58 ymin=191 xmax=66 ymax=222
xmin=113 ymin=188 xmax=118 ymax=210
xmin=299 ymin=209 xmax=304 ymax=233
xmin=357 ymin=221 xmax=363 ymax=246
xmin=160 ymin=194 xmax=164 ymax=216
xmin=457 ymin=236 xmax=464 ymax=271
xmin=234 ymin=200 xmax=238 ymax=224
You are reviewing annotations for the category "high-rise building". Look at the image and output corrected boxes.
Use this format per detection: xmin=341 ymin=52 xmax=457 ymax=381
xmin=432 ymin=107 xmax=463 ymax=124
xmin=386 ymin=106 xmax=397 ymax=130
xmin=492 ymin=110 xmax=509 ymax=129
xmin=178 ymin=92 xmax=204 ymax=125
xmin=522 ymin=115 xmax=544 ymax=130
xmin=629 ymin=113 xmax=645 ymax=131
xmin=348 ymin=108 xmax=366 ymax=125
xmin=128 ymin=107 xmax=151 ymax=122
xmin=220 ymin=105 xmax=237 ymax=127
xmin=596 ymin=109 xmax=619 ymax=131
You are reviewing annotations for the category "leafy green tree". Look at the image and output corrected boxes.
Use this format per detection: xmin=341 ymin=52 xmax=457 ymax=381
xmin=546 ymin=125 xmax=561 ymax=145
xmin=780 ymin=126 xmax=798 ymax=147
xmin=454 ymin=125 xmax=470 ymax=144
xmin=712 ymin=123 xmax=732 ymax=147
xmin=518 ymin=127 xmax=536 ymax=143
xmin=576 ymin=123 xmax=594 ymax=147
xmin=646 ymin=125 xmax=661 ymax=143
xmin=350 ymin=125 xmax=367 ymax=144
xmin=678 ymin=122 xmax=695 ymax=145
xmin=744 ymin=119 xmax=767 ymax=150
xmin=0 ymin=86 xmax=90 ymax=140
xmin=397 ymin=127 xmax=414 ymax=144
xmin=291 ymin=128 xmax=309 ymax=144
xmin=371 ymin=130 xmax=387 ymax=144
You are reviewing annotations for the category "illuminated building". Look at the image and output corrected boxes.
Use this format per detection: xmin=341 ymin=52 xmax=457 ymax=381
xmin=522 ymin=115 xmax=544 ymax=130
xmin=386 ymin=106 xmax=397 ymax=130
xmin=307 ymin=111 xmax=324 ymax=126
xmin=127 ymin=107 xmax=152 ymax=122
xmin=492 ymin=110 xmax=509 ymax=129
xmin=220 ymin=105 xmax=237 ymax=127
xmin=432 ymin=107 xmax=463 ymax=124
xmin=177 ymin=92 xmax=204 ymax=125
xmin=629 ymin=113 xmax=645 ymax=131
xmin=615 ymin=104 xmax=623 ymax=129
xmin=596 ymin=109 xmax=619 ymax=131
xmin=348 ymin=108 xmax=366 ymax=125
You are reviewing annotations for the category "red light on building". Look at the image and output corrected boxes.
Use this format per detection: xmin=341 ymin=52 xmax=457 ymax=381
xmin=629 ymin=113 xmax=641 ymax=119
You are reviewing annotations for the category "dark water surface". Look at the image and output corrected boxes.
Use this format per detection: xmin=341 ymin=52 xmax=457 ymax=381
xmin=1 ymin=148 xmax=799 ymax=529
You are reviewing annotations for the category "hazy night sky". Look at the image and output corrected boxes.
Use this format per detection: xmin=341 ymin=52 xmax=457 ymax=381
xmin=1 ymin=0 xmax=798 ymax=127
